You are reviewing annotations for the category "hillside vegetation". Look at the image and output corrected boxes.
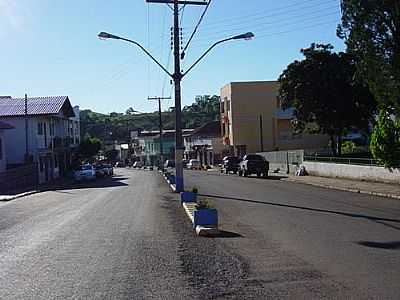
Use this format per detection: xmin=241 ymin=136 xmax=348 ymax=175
xmin=80 ymin=95 xmax=220 ymax=142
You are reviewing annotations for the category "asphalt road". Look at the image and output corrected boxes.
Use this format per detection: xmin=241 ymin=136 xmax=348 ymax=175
xmin=184 ymin=170 xmax=400 ymax=299
xmin=1 ymin=168 xmax=399 ymax=299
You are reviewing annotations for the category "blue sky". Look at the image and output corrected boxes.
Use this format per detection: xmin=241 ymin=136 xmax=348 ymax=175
xmin=1 ymin=0 xmax=344 ymax=114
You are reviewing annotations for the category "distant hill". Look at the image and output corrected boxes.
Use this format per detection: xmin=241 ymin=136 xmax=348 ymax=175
xmin=80 ymin=95 xmax=220 ymax=143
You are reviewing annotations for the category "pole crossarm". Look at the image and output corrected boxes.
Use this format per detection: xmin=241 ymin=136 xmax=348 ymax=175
xmin=146 ymin=0 xmax=209 ymax=5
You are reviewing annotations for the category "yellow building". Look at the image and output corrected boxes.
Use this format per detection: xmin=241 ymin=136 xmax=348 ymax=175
xmin=220 ymin=81 xmax=329 ymax=156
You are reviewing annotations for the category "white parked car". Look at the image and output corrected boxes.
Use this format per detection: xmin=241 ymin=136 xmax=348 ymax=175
xmin=187 ymin=159 xmax=201 ymax=170
xmin=74 ymin=164 xmax=96 ymax=182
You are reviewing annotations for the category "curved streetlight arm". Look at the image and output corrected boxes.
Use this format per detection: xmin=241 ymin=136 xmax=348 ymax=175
xmin=117 ymin=36 xmax=173 ymax=78
xmin=182 ymin=37 xmax=232 ymax=78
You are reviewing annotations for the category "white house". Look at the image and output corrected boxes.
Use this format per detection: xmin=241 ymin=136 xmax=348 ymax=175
xmin=0 ymin=121 xmax=14 ymax=173
xmin=0 ymin=96 xmax=80 ymax=183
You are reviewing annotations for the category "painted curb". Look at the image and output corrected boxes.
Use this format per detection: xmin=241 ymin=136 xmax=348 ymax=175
xmin=284 ymin=178 xmax=400 ymax=200
xmin=0 ymin=190 xmax=38 ymax=201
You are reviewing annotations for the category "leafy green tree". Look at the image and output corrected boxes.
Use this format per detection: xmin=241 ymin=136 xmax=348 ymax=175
xmin=338 ymin=0 xmax=400 ymax=112
xmin=278 ymin=43 xmax=376 ymax=156
xmin=370 ymin=110 xmax=400 ymax=168
xmin=78 ymin=135 xmax=102 ymax=159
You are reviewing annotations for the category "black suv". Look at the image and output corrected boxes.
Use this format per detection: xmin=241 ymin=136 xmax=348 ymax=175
xmin=220 ymin=156 xmax=240 ymax=174
xmin=238 ymin=154 xmax=269 ymax=178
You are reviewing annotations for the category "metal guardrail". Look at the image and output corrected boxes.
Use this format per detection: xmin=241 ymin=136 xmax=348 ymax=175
xmin=304 ymin=155 xmax=380 ymax=166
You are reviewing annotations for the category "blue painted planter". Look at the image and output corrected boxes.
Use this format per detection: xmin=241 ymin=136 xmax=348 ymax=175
xmin=168 ymin=175 xmax=176 ymax=184
xmin=180 ymin=191 xmax=197 ymax=203
xmin=193 ymin=208 xmax=218 ymax=228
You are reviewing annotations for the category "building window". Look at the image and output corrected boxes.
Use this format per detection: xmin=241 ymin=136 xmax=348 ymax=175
xmin=0 ymin=138 xmax=2 ymax=160
xmin=38 ymin=123 xmax=43 ymax=135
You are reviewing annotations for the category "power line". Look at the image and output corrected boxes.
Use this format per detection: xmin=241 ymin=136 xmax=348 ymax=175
xmin=191 ymin=12 xmax=338 ymax=43
xmin=187 ymin=0 xmax=335 ymax=29
xmin=186 ymin=3 xmax=339 ymax=39
xmin=181 ymin=0 xmax=211 ymax=58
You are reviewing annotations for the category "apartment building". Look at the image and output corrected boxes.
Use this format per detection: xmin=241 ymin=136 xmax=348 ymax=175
xmin=0 ymin=96 xmax=80 ymax=183
xmin=220 ymin=81 xmax=329 ymax=156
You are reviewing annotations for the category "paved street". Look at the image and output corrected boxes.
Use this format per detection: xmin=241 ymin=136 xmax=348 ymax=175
xmin=1 ymin=168 xmax=399 ymax=299
xmin=184 ymin=170 xmax=400 ymax=299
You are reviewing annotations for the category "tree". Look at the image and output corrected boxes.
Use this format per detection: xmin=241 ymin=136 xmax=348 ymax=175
xmin=278 ymin=43 xmax=376 ymax=156
xmin=78 ymin=134 xmax=102 ymax=159
xmin=338 ymin=0 xmax=400 ymax=112
xmin=370 ymin=110 xmax=400 ymax=168
xmin=125 ymin=107 xmax=135 ymax=115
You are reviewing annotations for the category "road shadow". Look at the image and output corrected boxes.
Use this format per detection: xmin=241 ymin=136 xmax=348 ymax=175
xmin=48 ymin=176 xmax=129 ymax=191
xmin=198 ymin=193 xmax=400 ymax=229
xmin=214 ymin=230 xmax=243 ymax=238
xmin=357 ymin=241 xmax=400 ymax=250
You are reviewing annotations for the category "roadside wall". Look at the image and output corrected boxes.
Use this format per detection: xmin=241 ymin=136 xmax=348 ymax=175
xmin=258 ymin=149 xmax=304 ymax=173
xmin=303 ymin=161 xmax=400 ymax=184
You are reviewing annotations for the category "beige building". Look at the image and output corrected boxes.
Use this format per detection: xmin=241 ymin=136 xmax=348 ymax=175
xmin=220 ymin=81 xmax=329 ymax=156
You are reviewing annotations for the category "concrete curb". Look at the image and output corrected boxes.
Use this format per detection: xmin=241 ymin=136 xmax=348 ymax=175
xmin=0 ymin=190 xmax=38 ymax=201
xmin=284 ymin=178 xmax=400 ymax=200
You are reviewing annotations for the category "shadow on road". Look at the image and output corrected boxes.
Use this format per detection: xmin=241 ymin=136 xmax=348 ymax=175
xmin=214 ymin=230 xmax=243 ymax=238
xmin=198 ymin=193 xmax=400 ymax=229
xmin=357 ymin=241 xmax=400 ymax=250
xmin=48 ymin=176 xmax=129 ymax=191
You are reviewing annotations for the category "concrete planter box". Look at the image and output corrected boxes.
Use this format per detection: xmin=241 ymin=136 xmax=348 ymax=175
xmin=193 ymin=208 xmax=218 ymax=228
xmin=180 ymin=191 xmax=197 ymax=203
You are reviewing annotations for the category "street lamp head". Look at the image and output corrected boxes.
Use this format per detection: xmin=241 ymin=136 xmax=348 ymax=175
xmin=98 ymin=32 xmax=121 ymax=40
xmin=232 ymin=32 xmax=255 ymax=40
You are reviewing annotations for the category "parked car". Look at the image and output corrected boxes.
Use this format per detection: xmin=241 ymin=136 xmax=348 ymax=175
xmin=187 ymin=159 xmax=201 ymax=170
xmin=238 ymin=154 xmax=269 ymax=178
xmin=102 ymin=164 xmax=114 ymax=176
xmin=220 ymin=156 xmax=240 ymax=174
xmin=94 ymin=164 xmax=106 ymax=177
xmin=164 ymin=160 xmax=175 ymax=168
xmin=133 ymin=161 xmax=143 ymax=168
xmin=74 ymin=164 xmax=96 ymax=182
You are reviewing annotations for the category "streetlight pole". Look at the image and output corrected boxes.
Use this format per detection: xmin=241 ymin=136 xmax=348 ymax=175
xmin=148 ymin=96 xmax=171 ymax=170
xmin=172 ymin=0 xmax=184 ymax=192
xmin=98 ymin=4 xmax=254 ymax=192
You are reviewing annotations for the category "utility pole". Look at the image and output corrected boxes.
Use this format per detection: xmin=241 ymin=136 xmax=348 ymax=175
xmin=148 ymin=96 xmax=171 ymax=170
xmin=146 ymin=0 xmax=208 ymax=192
xmin=24 ymin=93 xmax=29 ymax=162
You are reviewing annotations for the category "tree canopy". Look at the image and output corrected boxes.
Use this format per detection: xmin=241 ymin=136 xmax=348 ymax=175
xmin=338 ymin=0 xmax=400 ymax=112
xmin=278 ymin=43 xmax=376 ymax=155
xmin=78 ymin=135 xmax=102 ymax=160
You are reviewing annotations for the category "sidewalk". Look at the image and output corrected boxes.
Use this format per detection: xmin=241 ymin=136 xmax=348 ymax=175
xmin=0 ymin=178 xmax=72 ymax=201
xmin=282 ymin=174 xmax=400 ymax=200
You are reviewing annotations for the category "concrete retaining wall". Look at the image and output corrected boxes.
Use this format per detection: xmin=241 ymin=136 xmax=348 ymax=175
xmin=303 ymin=161 xmax=400 ymax=184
